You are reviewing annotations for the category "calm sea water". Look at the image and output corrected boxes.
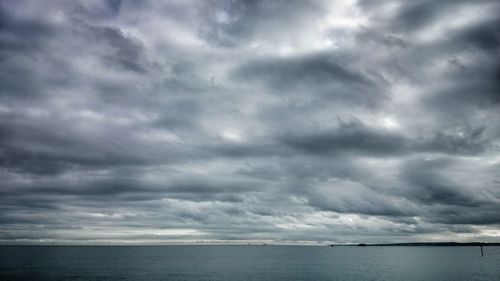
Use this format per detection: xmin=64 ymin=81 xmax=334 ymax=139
xmin=1 ymin=245 xmax=499 ymax=281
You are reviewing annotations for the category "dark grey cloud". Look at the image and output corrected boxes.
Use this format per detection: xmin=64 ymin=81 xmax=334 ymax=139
xmin=277 ymin=120 xmax=407 ymax=156
xmin=278 ymin=119 xmax=490 ymax=157
xmin=399 ymin=158 xmax=481 ymax=207
xmin=0 ymin=0 xmax=499 ymax=244
xmin=85 ymin=24 xmax=149 ymax=73
xmin=233 ymin=53 xmax=385 ymax=107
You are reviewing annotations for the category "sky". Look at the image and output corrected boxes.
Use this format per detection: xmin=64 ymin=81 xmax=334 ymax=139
xmin=0 ymin=0 xmax=499 ymax=245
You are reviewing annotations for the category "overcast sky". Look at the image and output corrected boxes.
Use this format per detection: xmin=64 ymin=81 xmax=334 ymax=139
xmin=1 ymin=0 xmax=499 ymax=245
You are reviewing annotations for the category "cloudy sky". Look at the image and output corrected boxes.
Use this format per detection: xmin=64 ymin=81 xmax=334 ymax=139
xmin=1 ymin=0 xmax=499 ymax=245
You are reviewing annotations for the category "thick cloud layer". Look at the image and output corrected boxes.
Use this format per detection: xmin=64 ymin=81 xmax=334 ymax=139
xmin=1 ymin=0 xmax=499 ymax=244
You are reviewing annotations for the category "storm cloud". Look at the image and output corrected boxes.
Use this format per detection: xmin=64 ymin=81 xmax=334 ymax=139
xmin=0 ymin=0 xmax=499 ymax=244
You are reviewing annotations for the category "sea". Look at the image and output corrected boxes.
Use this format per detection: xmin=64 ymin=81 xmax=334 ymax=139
xmin=1 ymin=245 xmax=499 ymax=280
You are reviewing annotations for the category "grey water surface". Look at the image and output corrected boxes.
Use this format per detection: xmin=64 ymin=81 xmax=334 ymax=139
xmin=1 ymin=245 xmax=499 ymax=281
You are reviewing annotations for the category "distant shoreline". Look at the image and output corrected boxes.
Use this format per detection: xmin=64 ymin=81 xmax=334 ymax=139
xmin=1 ymin=242 xmax=500 ymax=247
xmin=337 ymin=242 xmax=500 ymax=247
